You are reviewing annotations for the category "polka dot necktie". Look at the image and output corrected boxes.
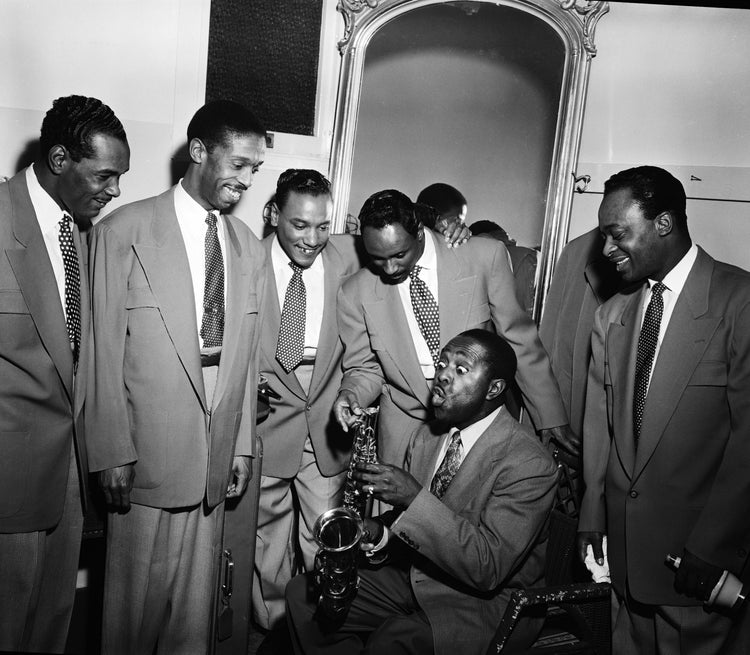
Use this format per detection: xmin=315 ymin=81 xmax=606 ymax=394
xmin=200 ymin=212 xmax=224 ymax=348
xmin=276 ymin=262 xmax=306 ymax=373
xmin=58 ymin=214 xmax=81 ymax=366
xmin=633 ymin=281 xmax=667 ymax=446
xmin=409 ymin=265 xmax=440 ymax=366
xmin=430 ymin=430 xmax=463 ymax=499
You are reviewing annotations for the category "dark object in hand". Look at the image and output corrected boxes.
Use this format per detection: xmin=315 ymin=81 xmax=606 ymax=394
xmin=673 ymin=549 xmax=724 ymax=602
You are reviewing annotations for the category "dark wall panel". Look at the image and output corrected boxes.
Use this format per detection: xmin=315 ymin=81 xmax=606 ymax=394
xmin=206 ymin=0 xmax=323 ymax=136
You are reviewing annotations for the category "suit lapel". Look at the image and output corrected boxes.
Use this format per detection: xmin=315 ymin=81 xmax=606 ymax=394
xmin=633 ymin=250 xmax=719 ymax=480
xmin=363 ymin=276 xmax=430 ymax=405
xmin=435 ymin=239 xmax=475 ymax=345
xmin=309 ymin=243 xmax=345 ymax=399
xmin=607 ymin=290 xmax=643 ymax=478
xmin=212 ymin=217 xmax=249 ymax=408
xmin=260 ymin=236 xmax=305 ymax=399
xmin=132 ymin=191 xmax=206 ymax=412
xmin=5 ymin=175 xmax=74 ymax=400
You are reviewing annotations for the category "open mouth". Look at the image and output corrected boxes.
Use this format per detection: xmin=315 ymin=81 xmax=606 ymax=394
xmin=224 ymin=185 xmax=244 ymax=202
xmin=612 ymin=256 xmax=630 ymax=272
xmin=431 ymin=385 xmax=446 ymax=407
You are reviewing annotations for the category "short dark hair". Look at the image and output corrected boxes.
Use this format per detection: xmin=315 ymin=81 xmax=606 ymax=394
xmin=416 ymin=183 xmax=466 ymax=217
xmin=455 ymin=329 xmax=517 ymax=383
xmin=275 ymin=169 xmax=331 ymax=211
xmin=603 ymin=166 xmax=687 ymax=226
xmin=359 ymin=189 xmax=421 ymax=237
xmin=40 ymin=95 xmax=127 ymax=162
xmin=187 ymin=100 xmax=266 ymax=152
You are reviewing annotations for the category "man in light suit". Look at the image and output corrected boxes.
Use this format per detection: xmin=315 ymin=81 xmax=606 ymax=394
xmin=539 ymin=227 xmax=620 ymax=439
xmin=577 ymin=166 xmax=750 ymax=654
xmin=0 ymin=95 xmax=129 ymax=653
xmin=334 ymin=189 xmax=577 ymax=469
xmin=253 ymin=169 xmax=363 ymax=629
xmin=287 ymin=329 xmax=558 ymax=654
xmin=87 ymin=100 xmax=267 ymax=654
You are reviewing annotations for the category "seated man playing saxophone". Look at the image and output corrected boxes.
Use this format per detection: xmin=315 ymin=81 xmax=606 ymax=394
xmin=285 ymin=329 xmax=558 ymax=655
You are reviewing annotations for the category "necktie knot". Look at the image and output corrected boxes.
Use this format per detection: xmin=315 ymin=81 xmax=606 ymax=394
xmin=205 ymin=211 xmax=217 ymax=228
xmin=651 ymin=281 xmax=667 ymax=298
xmin=289 ymin=262 xmax=304 ymax=277
xmin=60 ymin=213 xmax=73 ymax=229
xmin=409 ymin=265 xmax=422 ymax=281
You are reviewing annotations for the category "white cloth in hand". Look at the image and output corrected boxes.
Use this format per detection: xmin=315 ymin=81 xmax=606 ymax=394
xmin=584 ymin=535 xmax=610 ymax=583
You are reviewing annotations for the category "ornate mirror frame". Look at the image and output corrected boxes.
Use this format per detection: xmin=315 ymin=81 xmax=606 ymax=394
xmin=329 ymin=0 xmax=608 ymax=319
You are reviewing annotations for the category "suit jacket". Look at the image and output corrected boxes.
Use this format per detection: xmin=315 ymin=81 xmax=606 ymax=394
xmin=337 ymin=234 xmax=567 ymax=466
xmin=579 ymin=247 xmax=750 ymax=605
xmin=86 ymin=186 xmax=266 ymax=509
xmin=0 ymin=171 xmax=88 ymax=532
xmin=258 ymin=234 xmax=363 ymax=478
xmin=385 ymin=409 xmax=557 ymax=655
xmin=539 ymin=228 xmax=620 ymax=436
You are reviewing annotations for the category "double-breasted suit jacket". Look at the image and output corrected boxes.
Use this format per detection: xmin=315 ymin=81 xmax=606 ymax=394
xmin=387 ymin=409 xmax=558 ymax=655
xmin=258 ymin=234 xmax=362 ymax=478
xmin=0 ymin=172 xmax=88 ymax=532
xmin=580 ymin=247 xmax=750 ymax=605
xmin=86 ymin=186 xmax=266 ymax=509
xmin=337 ymin=235 xmax=567 ymax=466
xmin=539 ymin=228 xmax=620 ymax=437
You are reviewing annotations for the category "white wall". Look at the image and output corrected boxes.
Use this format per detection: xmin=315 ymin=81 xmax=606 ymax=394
xmin=0 ymin=0 xmax=342 ymax=237
xmin=570 ymin=2 xmax=750 ymax=269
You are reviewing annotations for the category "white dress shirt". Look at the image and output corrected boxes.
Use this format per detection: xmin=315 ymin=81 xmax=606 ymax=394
xmin=173 ymin=180 xmax=227 ymax=348
xmin=396 ymin=229 xmax=440 ymax=378
xmin=640 ymin=243 xmax=698 ymax=390
xmin=271 ymin=235 xmax=324 ymax=360
xmin=25 ymin=165 xmax=69 ymax=319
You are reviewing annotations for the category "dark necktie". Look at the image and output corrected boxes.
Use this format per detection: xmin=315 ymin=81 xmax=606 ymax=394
xmin=200 ymin=212 xmax=224 ymax=347
xmin=409 ymin=265 xmax=440 ymax=366
xmin=633 ymin=281 xmax=667 ymax=445
xmin=58 ymin=213 xmax=81 ymax=366
xmin=430 ymin=430 xmax=463 ymax=499
xmin=276 ymin=262 xmax=306 ymax=373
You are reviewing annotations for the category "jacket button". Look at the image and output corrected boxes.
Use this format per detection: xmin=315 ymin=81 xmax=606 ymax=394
xmin=738 ymin=548 xmax=747 ymax=558
xmin=306 ymin=405 xmax=311 ymax=411
xmin=629 ymin=490 xmax=638 ymax=498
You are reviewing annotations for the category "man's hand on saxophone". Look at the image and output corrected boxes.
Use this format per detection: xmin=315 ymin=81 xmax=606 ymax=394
xmin=333 ymin=389 xmax=364 ymax=432
xmin=352 ymin=461 xmax=422 ymax=511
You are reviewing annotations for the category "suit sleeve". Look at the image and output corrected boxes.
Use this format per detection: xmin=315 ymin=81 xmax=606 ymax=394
xmin=578 ymin=305 xmax=610 ymax=533
xmin=394 ymin=443 xmax=558 ymax=591
xmin=687 ymin=297 xmax=750 ymax=572
xmin=487 ymin=242 xmax=568 ymax=429
xmin=234 ymin=249 xmax=267 ymax=458
xmin=85 ymin=223 xmax=138 ymax=472
xmin=336 ymin=281 xmax=385 ymax=409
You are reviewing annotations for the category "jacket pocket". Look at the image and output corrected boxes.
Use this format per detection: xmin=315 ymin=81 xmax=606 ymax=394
xmin=0 ymin=290 xmax=29 ymax=314
xmin=688 ymin=360 xmax=727 ymax=386
xmin=125 ymin=286 xmax=159 ymax=309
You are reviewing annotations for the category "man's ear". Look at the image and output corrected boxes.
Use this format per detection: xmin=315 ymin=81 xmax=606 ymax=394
xmin=188 ymin=137 xmax=207 ymax=165
xmin=47 ymin=145 xmax=67 ymax=175
xmin=417 ymin=225 xmax=425 ymax=241
xmin=654 ymin=211 xmax=673 ymax=237
xmin=486 ymin=378 xmax=507 ymax=401
xmin=269 ymin=202 xmax=281 ymax=227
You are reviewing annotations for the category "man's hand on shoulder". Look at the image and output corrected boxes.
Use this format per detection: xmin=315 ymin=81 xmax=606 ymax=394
xmin=353 ymin=461 xmax=422 ymax=510
xmin=99 ymin=464 xmax=135 ymax=512
xmin=434 ymin=216 xmax=471 ymax=248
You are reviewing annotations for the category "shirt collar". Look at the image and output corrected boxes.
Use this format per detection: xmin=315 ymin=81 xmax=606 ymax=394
xmin=271 ymin=234 xmax=324 ymax=274
xmin=647 ymin=243 xmax=698 ymax=296
xmin=416 ymin=228 xmax=437 ymax=272
xmin=449 ymin=405 xmax=504 ymax=453
xmin=26 ymin=164 xmax=67 ymax=234
xmin=175 ymin=178 xmax=219 ymax=225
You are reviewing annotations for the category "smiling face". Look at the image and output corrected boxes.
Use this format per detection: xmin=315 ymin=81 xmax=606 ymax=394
xmin=431 ymin=335 xmax=504 ymax=429
xmin=598 ymin=187 xmax=667 ymax=283
xmin=362 ymin=222 xmax=425 ymax=285
xmin=188 ymin=133 xmax=265 ymax=212
xmin=54 ymin=132 xmax=130 ymax=221
xmin=272 ymin=190 xmax=332 ymax=269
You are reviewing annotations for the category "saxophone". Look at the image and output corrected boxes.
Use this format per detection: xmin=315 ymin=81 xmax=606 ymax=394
xmin=312 ymin=406 xmax=378 ymax=618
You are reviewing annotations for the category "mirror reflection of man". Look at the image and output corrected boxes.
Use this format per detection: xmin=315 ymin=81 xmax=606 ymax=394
xmin=87 ymin=100 xmax=267 ymax=654
xmin=0 ymin=95 xmax=129 ymax=653
xmin=578 ymin=166 xmax=750 ymax=655
xmin=334 ymin=189 xmax=578 ymax=470
xmin=254 ymin=171 xmax=472 ymax=630
xmin=286 ymin=329 xmax=558 ymax=654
